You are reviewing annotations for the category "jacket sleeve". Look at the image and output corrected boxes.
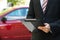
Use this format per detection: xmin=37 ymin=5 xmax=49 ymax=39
xmin=27 ymin=0 xmax=35 ymax=19
xmin=49 ymin=20 xmax=60 ymax=34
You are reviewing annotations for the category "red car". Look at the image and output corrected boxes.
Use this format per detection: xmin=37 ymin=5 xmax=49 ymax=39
xmin=0 ymin=7 xmax=32 ymax=40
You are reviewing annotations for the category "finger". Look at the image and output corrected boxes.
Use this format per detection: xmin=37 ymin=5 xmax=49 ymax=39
xmin=44 ymin=23 xmax=48 ymax=26
xmin=38 ymin=26 xmax=50 ymax=33
xmin=44 ymin=23 xmax=50 ymax=28
xmin=38 ymin=27 xmax=44 ymax=30
xmin=42 ymin=29 xmax=49 ymax=33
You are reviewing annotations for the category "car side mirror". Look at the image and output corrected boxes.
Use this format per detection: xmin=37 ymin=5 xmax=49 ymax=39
xmin=1 ymin=17 xmax=7 ymax=24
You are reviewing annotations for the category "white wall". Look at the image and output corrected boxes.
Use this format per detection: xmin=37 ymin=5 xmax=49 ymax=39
xmin=0 ymin=0 xmax=7 ymax=12
xmin=25 ymin=0 xmax=30 ymax=6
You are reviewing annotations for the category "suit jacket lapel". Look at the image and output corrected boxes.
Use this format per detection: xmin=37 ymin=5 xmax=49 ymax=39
xmin=36 ymin=0 xmax=44 ymax=17
xmin=34 ymin=0 xmax=54 ymax=18
xmin=45 ymin=0 xmax=53 ymax=14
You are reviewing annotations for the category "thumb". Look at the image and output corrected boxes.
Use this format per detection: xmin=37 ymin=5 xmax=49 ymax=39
xmin=44 ymin=23 xmax=48 ymax=26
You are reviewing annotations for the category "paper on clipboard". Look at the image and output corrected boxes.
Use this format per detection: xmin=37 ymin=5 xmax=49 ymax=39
xmin=22 ymin=21 xmax=35 ymax=32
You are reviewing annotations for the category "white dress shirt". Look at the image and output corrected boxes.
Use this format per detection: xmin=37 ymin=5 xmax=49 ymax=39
xmin=40 ymin=0 xmax=43 ymax=7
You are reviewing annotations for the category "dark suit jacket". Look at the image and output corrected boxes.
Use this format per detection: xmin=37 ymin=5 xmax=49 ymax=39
xmin=27 ymin=0 xmax=60 ymax=40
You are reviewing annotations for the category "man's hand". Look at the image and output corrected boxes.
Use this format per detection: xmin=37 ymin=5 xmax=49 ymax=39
xmin=38 ymin=23 xmax=50 ymax=33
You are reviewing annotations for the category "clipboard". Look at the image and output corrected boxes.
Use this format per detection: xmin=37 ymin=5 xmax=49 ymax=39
xmin=22 ymin=19 xmax=45 ymax=32
xmin=22 ymin=21 xmax=35 ymax=32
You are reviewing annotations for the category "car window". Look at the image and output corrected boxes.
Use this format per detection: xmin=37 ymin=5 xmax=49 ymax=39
xmin=5 ymin=7 xmax=28 ymax=20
